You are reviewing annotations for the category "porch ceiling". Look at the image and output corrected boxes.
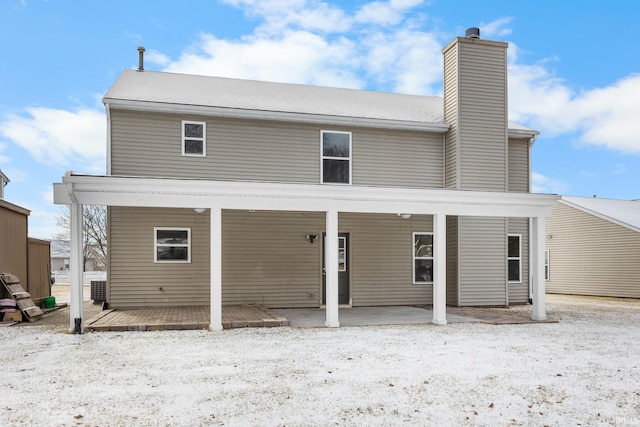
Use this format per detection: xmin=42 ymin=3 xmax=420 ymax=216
xmin=54 ymin=172 xmax=559 ymax=218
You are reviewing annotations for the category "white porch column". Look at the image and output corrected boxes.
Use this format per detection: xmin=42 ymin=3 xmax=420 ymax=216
xmin=209 ymin=207 xmax=223 ymax=331
xmin=69 ymin=202 xmax=84 ymax=333
xmin=324 ymin=209 xmax=340 ymax=328
xmin=432 ymin=213 xmax=447 ymax=325
xmin=531 ymin=216 xmax=547 ymax=321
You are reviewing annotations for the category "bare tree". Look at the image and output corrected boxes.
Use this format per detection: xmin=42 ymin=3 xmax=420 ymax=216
xmin=55 ymin=205 xmax=107 ymax=270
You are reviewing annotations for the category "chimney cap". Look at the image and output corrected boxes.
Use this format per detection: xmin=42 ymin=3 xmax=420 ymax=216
xmin=137 ymin=46 xmax=146 ymax=52
xmin=465 ymin=27 xmax=480 ymax=39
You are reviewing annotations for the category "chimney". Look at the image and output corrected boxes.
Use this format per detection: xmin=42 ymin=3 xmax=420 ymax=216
xmin=442 ymin=30 xmax=509 ymax=191
xmin=137 ymin=46 xmax=145 ymax=72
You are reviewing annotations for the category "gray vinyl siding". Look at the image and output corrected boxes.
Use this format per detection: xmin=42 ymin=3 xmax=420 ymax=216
xmin=546 ymin=203 xmax=640 ymax=298
xmin=222 ymin=210 xmax=325 ymax=307
xmin=340 ymin=213 xmax=433 ymax=306
xmin=446 ymin=216 xmax=459 ymax=305
xmin=108 ymin=207 xmax=210 ymax=308
xmin=508 ymin=218 xmax=529 ymax=304
xmin=458 ymin=216 xmax=507 ymax=306
xmin=443 ymin=42 xmax=459 ymax=189
xmin=443 ymin=39 xmax=508 ymax=192
xmin=110 ymin=209 xmax=437 ymax=308
xmin=109 ymin=109 xmax=444 ymax=189
xmin=508 ymin=139 xmax=530 ymax=193
xmin=457 ymin=41 xmax=507 ymax=191
xmin=222 ymin=211 xmax=434 ymax=307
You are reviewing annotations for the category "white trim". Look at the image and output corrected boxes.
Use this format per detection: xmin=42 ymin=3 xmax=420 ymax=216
xmin=432 ymin=214 xmax=447 ymax=325
xmin=412 ymin=232 xmax=434 ymax=285
xmin=321 ymin=130 xmax=352 ymax=185
xmin=53 ymin=174 xmax=559 ymax=219
xmin=508 ymin=233 xmax=522 ymax=283
xmin=531 ymin=217 xmax=547 ymax=321
xmin=154 ymin=227 xmax=192 ymax=263
xmin=210 ymin=208 xmax=222 ymax=331
xmin=181 ymin=120 xmax=206 ymax=157
xmin=324 ymin=210 xmax=339 ymax=327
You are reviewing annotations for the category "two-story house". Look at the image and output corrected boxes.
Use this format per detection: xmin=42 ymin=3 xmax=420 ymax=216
xmin=54 ymin=29 xmax=559 ymax=333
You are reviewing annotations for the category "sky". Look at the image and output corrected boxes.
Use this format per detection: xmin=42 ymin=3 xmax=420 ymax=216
xmin=1 ymin=0 xmax=639 ymax=239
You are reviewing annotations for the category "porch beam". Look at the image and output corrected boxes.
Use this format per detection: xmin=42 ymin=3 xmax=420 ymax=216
xmin=209 ymin=207 xmax=223 ymax=331
xmin=69 ymin=202 xmax=84 ymax=334
xmin=324 ymin=209 xmax=340 ymax=328
xmin=432 ymin=213 xmax=447 ymax=325
xmin=531 ymin=216 xmax=547 ymax=321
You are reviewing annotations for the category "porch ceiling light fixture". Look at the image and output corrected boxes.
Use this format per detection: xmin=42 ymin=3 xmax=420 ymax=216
xmin=194 ymin=208 xmax=207 ymax=214
xmin=398 ymin=213 xmax=411 ymax=219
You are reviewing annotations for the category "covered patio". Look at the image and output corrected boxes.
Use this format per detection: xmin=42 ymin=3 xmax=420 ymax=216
xmin=54 ymin=173 xmax=559 ymax=333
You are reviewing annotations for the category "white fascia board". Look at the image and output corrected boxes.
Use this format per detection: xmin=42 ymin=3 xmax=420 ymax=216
xmin=55 ymin=174 xmax=559 ymax=218
xmin=103 ymin=100 xmax=450 ymax=133
xmin=508 ymin=128 xmax=540 ymax=139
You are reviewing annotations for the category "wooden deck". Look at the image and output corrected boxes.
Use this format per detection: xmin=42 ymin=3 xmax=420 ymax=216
xmin=85 ymin=305 xmax=289 ymax=332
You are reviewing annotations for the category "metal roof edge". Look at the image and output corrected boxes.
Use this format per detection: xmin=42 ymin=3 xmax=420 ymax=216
xmin=559 ymin=197 xmax=640 ymax=234
xmin=103 ymin=99 xmax=451 ymax=132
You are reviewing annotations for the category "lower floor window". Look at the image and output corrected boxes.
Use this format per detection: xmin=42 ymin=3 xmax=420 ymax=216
xmin=413 ymin=232 xmax=433 ymax=284
xmin=508 ymin=234 xmax=521 ymax=282
xmin=154 ymin=227 xmax=191 ymax=263
xmin=545 ymin=249 xmax=550 ymax=281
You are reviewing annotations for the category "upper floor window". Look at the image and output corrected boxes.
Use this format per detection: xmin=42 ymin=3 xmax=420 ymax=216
xmin=413 ymin=232 xmax=433 ymax=284
xmin=508 ymin=234 xmax=521 ymax=283
xmin=182 ymin=121 xmax=206 ymax=157
xmin=154 ymin=227 xmax=191 ymax=263
xmin=321 ymin=130 xmax=351 ymax=184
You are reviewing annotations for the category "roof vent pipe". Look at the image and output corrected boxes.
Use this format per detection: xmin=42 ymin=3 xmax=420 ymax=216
xmin=465 ymin=27 xmax=480 ymax=39
xmin=137 ymin=46 xmax=145 ymax=72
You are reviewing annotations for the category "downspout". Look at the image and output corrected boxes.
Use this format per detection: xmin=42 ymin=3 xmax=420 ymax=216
xmin=527 ymin=135 xmax=537 ymax=303
xmin=65 ymin=177 xmax=83 ymax=334
xmin=105 ymin=104 xmax=112 ymax=176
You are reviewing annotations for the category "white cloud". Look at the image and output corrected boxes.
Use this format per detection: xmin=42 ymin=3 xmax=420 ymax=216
xmin=355 ymin=0 xmax=423 ymax=26
xmin=145 ymin=49 xmax=171 ymax=67
xmin=0 ymin=142 xmax=9 ymax=163
xmin=165 ymin=31 xmax=363 ymax=88
xmin=0 ymin=107 xmax=106 ymax=173
xmin=532 ymin=172 xmax=568 ymax=194
xmin=223 ymin=0 xmax=351 ymax=34
xmin=162 ymin=0 xmax=439 ymax=94
xmin=509 ymin=60 xmax=640 ymax=154
xmin=481 ymin=17 xmax=513 ymax=38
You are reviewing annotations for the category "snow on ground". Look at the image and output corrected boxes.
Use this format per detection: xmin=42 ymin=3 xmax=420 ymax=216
xmin=1 ymin=295 xmax=639 ymax=426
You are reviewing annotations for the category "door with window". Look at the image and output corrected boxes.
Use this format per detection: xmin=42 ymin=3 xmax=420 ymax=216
xmin=322 ymin=233 xmax=349 ymax=305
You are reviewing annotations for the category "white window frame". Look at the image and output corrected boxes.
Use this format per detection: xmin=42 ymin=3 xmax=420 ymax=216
xmin=320 ymin=130 xmax=352 ymax=185
xmin=545 ymin=249 xmax=550 ymax=281
xmin=154 ymin=227 xmax=191 ymax=263
xmin=181 ymin=120 xmax=206 ymax=157
xmin=508 ymin=234 xmax=522 ymax=283
xmin=413 ymin=232 xmax=434 ymax=285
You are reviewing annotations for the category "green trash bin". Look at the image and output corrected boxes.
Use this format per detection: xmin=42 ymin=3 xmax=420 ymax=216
xmin=43 ymin=296 xmax=56 ymax=308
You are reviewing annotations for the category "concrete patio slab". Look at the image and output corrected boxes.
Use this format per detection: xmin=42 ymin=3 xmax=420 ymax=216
xmin=273 ymin=306 xmax=478 ymax=327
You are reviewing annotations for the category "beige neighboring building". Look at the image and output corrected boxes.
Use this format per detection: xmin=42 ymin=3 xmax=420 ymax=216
xmin=54 ymin=29 xmax=559 ymax=332
xmin=546 ymin=196 xmax=640 ymax=298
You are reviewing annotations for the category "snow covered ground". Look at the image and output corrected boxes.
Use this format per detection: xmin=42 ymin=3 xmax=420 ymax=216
xmin=1 ymin=295 xmax=639 ymax=426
